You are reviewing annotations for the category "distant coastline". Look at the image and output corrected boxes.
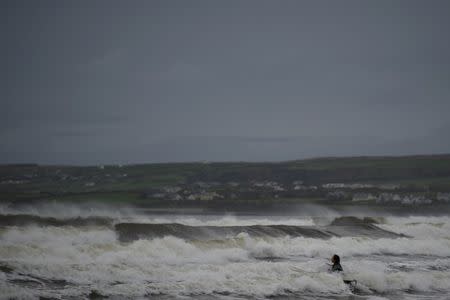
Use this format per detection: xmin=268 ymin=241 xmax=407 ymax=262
xmin=1 ymin=154 xmax=450 ymax=211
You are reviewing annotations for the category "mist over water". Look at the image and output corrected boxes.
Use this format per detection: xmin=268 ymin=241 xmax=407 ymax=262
xmin=1 ymin=203 xmax=450 ymax=299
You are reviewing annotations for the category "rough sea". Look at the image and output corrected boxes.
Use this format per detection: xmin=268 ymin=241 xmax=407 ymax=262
xmin=1 ymin=203 xmax=449 ymax=300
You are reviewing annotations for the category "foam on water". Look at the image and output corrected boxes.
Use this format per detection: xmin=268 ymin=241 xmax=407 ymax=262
xmin=0 ymin=201 xmax=140 ymax=219
xmin=1 ymin=214 xmax=450 ymax=299
xmin=379 ymin=216 xmax=450 ymax=239
xmin=246 ymin=235 xmax=450 ymax=258
xmin=145 ymin=215 xmax=316 ymax=227
xmin=0 ymin=201 xmax=317 ymax=227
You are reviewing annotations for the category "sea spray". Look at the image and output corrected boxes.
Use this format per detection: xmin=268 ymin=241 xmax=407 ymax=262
xmin=1 ymin=212 xmax=450 ymax=299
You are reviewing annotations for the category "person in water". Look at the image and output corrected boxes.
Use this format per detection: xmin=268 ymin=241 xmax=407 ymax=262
xmin=330 ymin=254 xmax=343 ymax=272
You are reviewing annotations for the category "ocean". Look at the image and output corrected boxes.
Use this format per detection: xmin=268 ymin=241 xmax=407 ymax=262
xmin=1 ymin=203 xmax=449 ymax=300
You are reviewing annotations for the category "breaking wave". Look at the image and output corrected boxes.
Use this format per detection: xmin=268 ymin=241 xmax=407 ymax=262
xmin=0 ymin=214 xmax=113 ymax=227
xmin=1 ymin=206 xmax=449 ymax=299
xmin=114 ymin=216 xmax=403 ymax=242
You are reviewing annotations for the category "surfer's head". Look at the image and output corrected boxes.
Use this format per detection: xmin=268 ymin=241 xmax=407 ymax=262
xmin=331 ymin=254 xmax=340 ymax=264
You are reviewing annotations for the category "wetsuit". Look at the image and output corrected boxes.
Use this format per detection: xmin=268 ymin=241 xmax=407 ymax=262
xmin=331 ymin=263 xmax=343 ymax=272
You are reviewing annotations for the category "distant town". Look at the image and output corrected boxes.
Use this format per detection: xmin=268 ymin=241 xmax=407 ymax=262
xmin=1 ymin=154 xmax=450 ymax=208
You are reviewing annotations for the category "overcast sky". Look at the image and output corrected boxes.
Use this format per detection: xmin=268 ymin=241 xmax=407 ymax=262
xmin=2 ymin=0 xmax=450 ymax=164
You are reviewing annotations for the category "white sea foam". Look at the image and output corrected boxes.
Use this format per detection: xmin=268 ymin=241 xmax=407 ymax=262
xmin=379 ymin=216 xmax=450 ymax=239
xmin=0 ymin=201 xmax=141 ymax=219
xmin=236 ymin=233 xmax=450 ymax=258
xmin=144 ymin=215 xmax=316 ymax=226
xmin=1 ymin=215 xmax=450 ymax=299
xmin=0 ymin=202 xmax=320 ymax=228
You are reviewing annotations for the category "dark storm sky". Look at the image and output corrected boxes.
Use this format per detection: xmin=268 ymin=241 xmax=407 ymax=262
xmin=2 ymin=0 xmax=450 ymax=164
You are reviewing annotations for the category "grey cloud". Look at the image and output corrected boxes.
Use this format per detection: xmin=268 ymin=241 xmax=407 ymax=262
xmin=1 ymin=0 xmax=450 ymax=164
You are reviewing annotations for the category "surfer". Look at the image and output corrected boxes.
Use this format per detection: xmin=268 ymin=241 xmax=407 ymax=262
xmin=330 ymin=254 xmax=343 ymax=272
xmin=329 ymin=254 xmax=357 ymax=288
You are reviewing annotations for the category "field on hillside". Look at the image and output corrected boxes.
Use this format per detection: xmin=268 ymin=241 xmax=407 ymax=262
xmin=1 ymin=155 xmax=450 ymax=208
